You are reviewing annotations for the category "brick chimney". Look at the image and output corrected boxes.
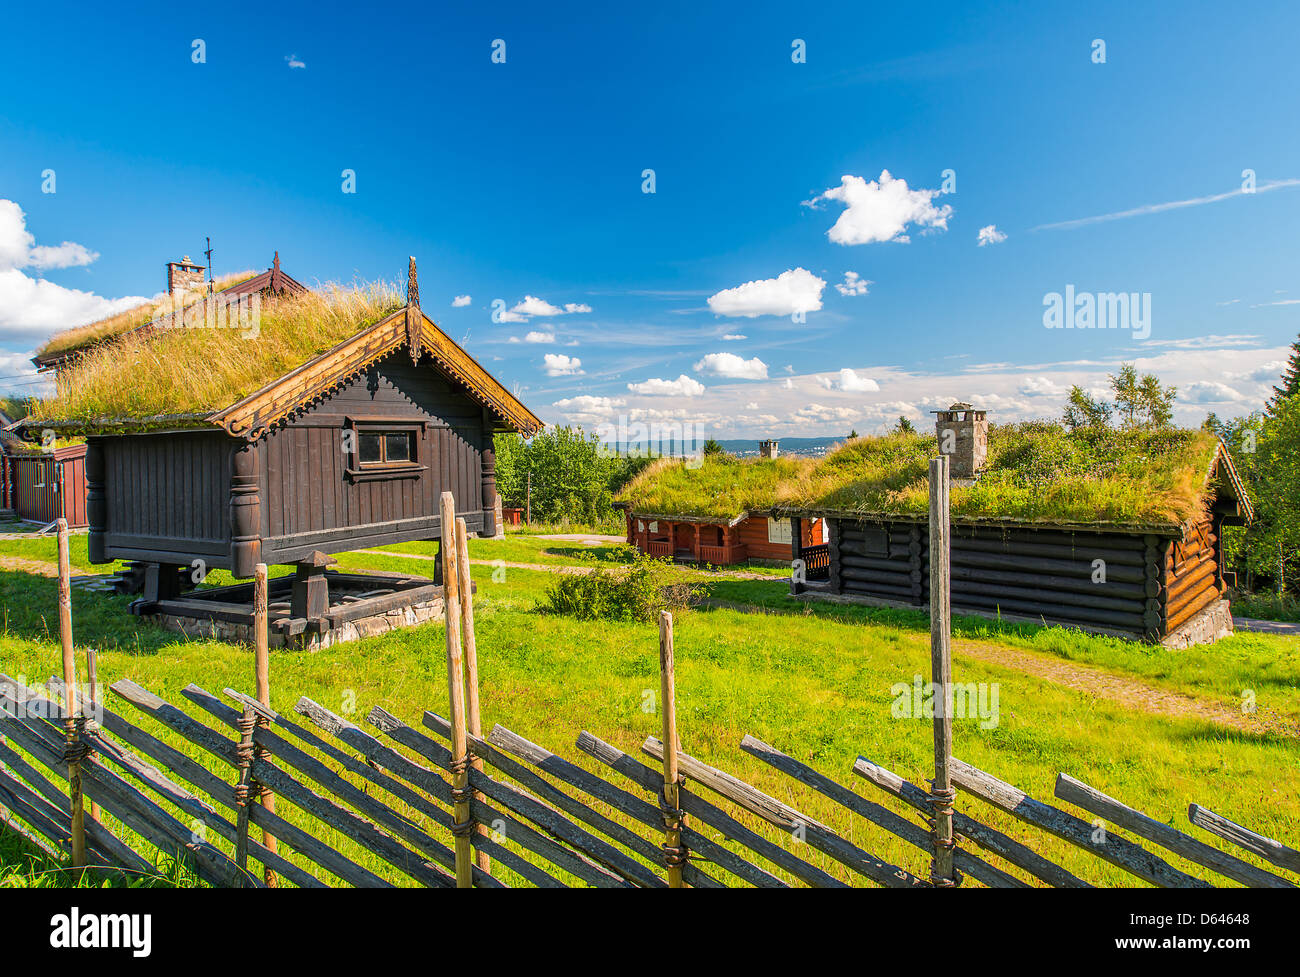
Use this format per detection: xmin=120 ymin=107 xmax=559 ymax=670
xmin=167 ymin=256 xmax=206 ymax=295
xmin=758 ymin=439 xmax=779 ymax=459
xmin=932 ymin=402 xmax=987 ymax=479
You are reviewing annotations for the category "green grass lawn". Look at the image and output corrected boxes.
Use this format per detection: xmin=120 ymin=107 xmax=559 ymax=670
xmin=1 ymin=534 xmax=1297 ymax=888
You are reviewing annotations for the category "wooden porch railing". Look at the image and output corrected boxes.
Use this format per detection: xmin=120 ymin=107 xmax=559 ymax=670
xmin=802 ymin=543 xmax=830 ymax=580
xmin=699 ymin=543 xmax=746 ymax=565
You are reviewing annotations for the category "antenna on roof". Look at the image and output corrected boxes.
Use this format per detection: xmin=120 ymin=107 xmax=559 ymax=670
xmin=203 ymin=237 xmax=214 ymax=293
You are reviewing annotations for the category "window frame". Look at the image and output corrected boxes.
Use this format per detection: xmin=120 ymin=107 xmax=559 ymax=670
xmin=344 ymin=416 xmax=428 ymax=482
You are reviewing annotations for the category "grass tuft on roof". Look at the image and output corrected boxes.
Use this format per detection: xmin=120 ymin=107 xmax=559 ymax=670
xmin=619 ymin=423 xmax=1224 ymax=528
xmin=30 ymin=283 xmax=403 ymax=427
xmin=35 ymin=271 xmax=259 ymax=361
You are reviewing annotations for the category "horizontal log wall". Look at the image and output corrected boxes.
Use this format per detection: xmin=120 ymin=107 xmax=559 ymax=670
xmin=832 ymin=519 xmax=1168 ymax=638
xmin=1163 ymin=514 xmax=1223 ymax=634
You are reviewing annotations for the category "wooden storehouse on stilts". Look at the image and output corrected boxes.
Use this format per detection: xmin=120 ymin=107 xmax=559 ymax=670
xmin=21 ymin=259 xmax=540 ymax=648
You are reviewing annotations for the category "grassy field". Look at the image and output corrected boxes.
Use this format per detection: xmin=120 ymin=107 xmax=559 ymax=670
xmin=1 ymin=531 xmax=1297 ymax=888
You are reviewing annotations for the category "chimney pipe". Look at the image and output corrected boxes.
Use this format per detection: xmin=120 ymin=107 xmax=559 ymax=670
xmin=932 ymin=402 xmax=987 ymax=479
xmin=758 ymin=439 xmax=779 ymax=459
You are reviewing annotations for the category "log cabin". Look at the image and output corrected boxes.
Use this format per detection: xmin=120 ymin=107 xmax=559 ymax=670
xmin=615 ymin=446 xmax=824 ymax=567
xmin=21 ymin=258 xmax=541 ymax=647
xmin=779 ymin=406 xmax=1253 ymax=647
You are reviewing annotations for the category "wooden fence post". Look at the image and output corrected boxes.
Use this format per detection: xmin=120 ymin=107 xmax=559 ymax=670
xmin=253 ymin=563 xmax=278 ymax=887
xmin=454 ymin=516 xmax=489 ymax=875
xmin=928 ymin=455 xmax=957 ymax=887
xmin=56 ymin=518 xmax=86 ymax=874
xmin=658 ymin=610 xmax=687 ymax=887
xmin=85 ymin=645 xmax=100 ymax=824
xmin=440 ymin=493 xmax=474 ymax=887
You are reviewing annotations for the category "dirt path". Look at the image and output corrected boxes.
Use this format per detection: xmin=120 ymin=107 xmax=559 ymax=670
xmin=0 ymin=555 xmax=60 ymax=577
xmin=700 ymin=598 xmax=1296 ymax=737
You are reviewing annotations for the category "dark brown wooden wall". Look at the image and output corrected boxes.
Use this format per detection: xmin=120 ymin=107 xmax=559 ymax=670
xmin=96 ymin=431 xmax=233 ymax=563
xmin=259 ymin=353 xmax=485 ymax=564
xmin=831 ymin=518 xmax=1178 ymax=639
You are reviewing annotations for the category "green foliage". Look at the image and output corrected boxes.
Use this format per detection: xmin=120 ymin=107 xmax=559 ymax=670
xmin=1062 ymin=385 xmax=1113 ymax=430
xmin=1109 ymin=363 xmax=1176 ymax=429
xmin=894 ymin=417 xmax=916 ymax=434
xmin=701 ymin=438 xmax=726 ymax=456
xmin=1210 ymin=398 xmax=1300 ymax=593
xmin=494 ymin=426 xmax=650 ymax=528
xmin=1266 ymin=332 xmax=1300 ymax=412
xmin=542 ymin=551 xmax=703 ymax=622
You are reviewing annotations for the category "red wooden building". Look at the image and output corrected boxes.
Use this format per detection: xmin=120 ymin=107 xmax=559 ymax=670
xmin=0 ymin=443 xmax=89 ymax=527
xmin=620 ymin=507 xmax=824 ymax=567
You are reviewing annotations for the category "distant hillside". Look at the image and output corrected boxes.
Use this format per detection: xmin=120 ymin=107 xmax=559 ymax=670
xmin=611 ymin=436 xmax=848 ymax=459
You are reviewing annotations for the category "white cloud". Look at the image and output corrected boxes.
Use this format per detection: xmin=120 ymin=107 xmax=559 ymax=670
xmin=1181 ymin=381 xmax=1249 ymax=404
xmin=553 ymin=395 xmax=624 ymax=412
xmin=0 ymin=199 xmax=147 ymax=342
xmin=627 ymin=375 xmax=706 ymax=397
xmin=707 ymin=268 xmax=825 ymax=318
xmin=285 ymin=54 xmax=306 ymax=69
xmin=835 ymin=271 xmax=870 ymax=296
xmin=819 ymin=368 xmax=880 ymax=392
xmin=1034 ymin=178 xmax=1300 ymax=232
xmin=510 ymin=295 xmax=593 ymax=319
xmin=722 ymin=333 xmax=747 ymax=341
xmin=804 ymin=170 xmax=952 ymax=245
xmin=693 ymin=352 xmax=769 ymax=379
xmin=542 ymin=353 xmax=583 ymax=376
xmin=452 ymin=294 xmax=472 ymax=307
xmin=1018 ymin=376 xmax=1067 ymax=398
xmin=977 ymin=224 xmax=1007 ymax=247
xmin=522 ymin=331 xmax=555 ymax=344
xmin=782 ymin=378 xmax=794 ymax=389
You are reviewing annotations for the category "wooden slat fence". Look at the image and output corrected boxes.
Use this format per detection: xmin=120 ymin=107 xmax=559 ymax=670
xmin=2 ymin=494 xmax=1297 ymax=889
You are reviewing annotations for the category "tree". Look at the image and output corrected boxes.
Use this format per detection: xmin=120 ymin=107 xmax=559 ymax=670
xmin=895 ymin=416 xmax=916 ymax=434
xmin=1062 ymin=385 xmax=1113 ymax=430
xmin=701 ymin=438 xmax=725 ymax=456
xmin=847 ymin=429 xmax=859 ymax=440
xmin=1108 ymin=363 xmax=1176 ymax=429
xmin=1266 ymin=332 xmax=1300 ymax=414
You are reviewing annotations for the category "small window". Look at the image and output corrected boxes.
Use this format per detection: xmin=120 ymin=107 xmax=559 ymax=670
xmin=358 ymin=431 xmax=416 ymax=467
xmin=767 ymin=518 xmax=792 ymax=545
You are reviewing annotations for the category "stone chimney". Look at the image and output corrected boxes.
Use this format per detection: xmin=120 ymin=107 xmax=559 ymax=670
xmin=167 ymin=256 xmax=206 ymax=295
xmin=932 ymin=402 xmax=987 ymax=479
xmin=758 ymin=439 xmax=779 ymax=459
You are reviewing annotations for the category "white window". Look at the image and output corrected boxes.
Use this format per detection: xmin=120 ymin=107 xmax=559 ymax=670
xmin=767 ymin=517 xmax=792 ymax=545
xmin=648 ymin=521 xmax=658 ymax=533
xmin=637 ymin=520 xmax=645 ymax=533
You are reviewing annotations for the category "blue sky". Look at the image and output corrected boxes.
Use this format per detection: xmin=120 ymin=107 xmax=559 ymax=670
xmin=2 ymin=0 xmax=1297 ymax=439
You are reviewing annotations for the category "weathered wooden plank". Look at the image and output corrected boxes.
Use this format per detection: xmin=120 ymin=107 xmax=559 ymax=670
xmin=180 ymin=685 xmax=451 ymax=889
xmin=577 ymin=729 xmax=833 ymax=886
xmin=293 ymin=696 xmax=562 ymax=888
xmin=853 ymin=756 xmax=1091 ymax=888
xmin=110 ymin=679 xmax=385 ymax=888
xmin=951 ymin=758 xmax=1210 ymax=888
xmin=741 ymin=735 xmax=1024 ymax=888
xmin=423 ymin=713 xmax=666 ymax=888
xmin=368 ymin=707 xmax=631 ymax=888
xmin=642 ymin=737 xmax=927 ymax=888
xmin=1188 ymin=804 xmax=1300 ymax=875
xmin=1054 ymin=775 xmax=1290 ymax=888
xmin=214 ymin=688 xmax=504 ymax=887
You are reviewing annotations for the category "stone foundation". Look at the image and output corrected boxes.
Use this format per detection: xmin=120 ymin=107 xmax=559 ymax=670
xmin=1161 ymin=598 xmax=1234 ymax=650
xmin=156 ymin=596 xmax=446 ymax=651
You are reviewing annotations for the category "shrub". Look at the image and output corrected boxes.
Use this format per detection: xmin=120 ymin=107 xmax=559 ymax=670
xmin=542 ymin=552 xmax=703 ymax=623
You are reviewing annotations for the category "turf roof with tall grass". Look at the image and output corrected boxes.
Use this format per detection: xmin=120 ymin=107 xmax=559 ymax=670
xmin=29 ymin=283 xmax=403 ymax=430
xmin=617 ymin=424 xmax=1228 ymax=529
xmin=34 ymin=271 xmax=259 ymax=362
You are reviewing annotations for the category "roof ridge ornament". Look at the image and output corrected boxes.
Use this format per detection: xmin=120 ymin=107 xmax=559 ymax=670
xmin=405 ymin=256 xmax=422 ymax=364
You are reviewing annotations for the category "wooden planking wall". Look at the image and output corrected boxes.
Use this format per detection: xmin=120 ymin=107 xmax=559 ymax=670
xmin=261 ymin=353 xmax=485 ymax=555
xmin=735 ymin=514 xmax=824 ymax=561
xmin=9 ymin=445 xmax=88 ymax=527
xmin=833 ymin=519 xmax=1162 ymax=637
xmin=99 ymin=431 xmax=233 ymax=560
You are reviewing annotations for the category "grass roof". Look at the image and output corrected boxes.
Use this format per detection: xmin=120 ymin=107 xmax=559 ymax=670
xmin=29 ymin=283 xmax=403 ymax=429
xmin=35 ymin=271 xmax=258 ymax=361
xmin=618 ymin=423 xmax=1227 ymax=529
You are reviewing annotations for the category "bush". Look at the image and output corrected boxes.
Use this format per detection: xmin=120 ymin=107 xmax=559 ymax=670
xmin=542 ymin=552 xmax=703 ymax=623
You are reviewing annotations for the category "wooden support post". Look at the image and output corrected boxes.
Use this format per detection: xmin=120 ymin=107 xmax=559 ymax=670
xmin=56 ymin=518 xmax=86 ymax=873
xmin=659 ymin=610 xmax=686 ymax=887
xmin=253 ymin=563 xmax=278 ymax=887
xmin=454 ymin=516 xmax=489 ymax=876
xmin=233 ymin=704 xmax=256 ymax=870
xmin=928 ymin=456 xmax=957 ymax=887
xmin=85 ymin=645 xmax=100 ymax=823
xmin=440 ymin=492 xmax=474 ymax=887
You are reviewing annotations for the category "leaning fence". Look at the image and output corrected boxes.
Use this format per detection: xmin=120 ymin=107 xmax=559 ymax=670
xmin=0 ymin=486 xmax=1296 ymax=889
